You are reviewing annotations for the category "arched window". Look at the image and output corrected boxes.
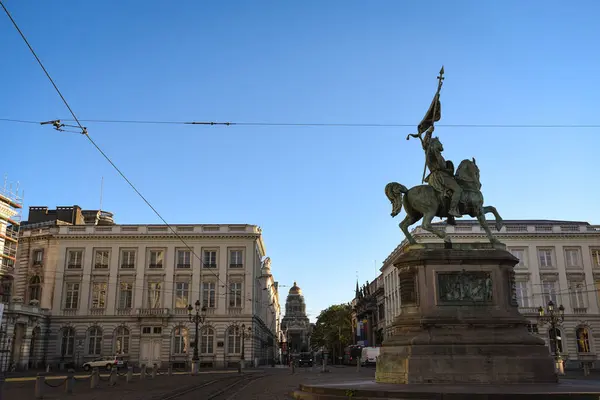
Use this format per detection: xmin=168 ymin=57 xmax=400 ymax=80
xmin=173 ymin=326 xmax=188 ymax=354
xmin=548 ymin=327 xmax=563 ymax=354
xmin=227 ymin=326 xmax=241 ymax=354
xmin=576 ymin=327 xmax=591 ymax=353
xmin=115 ymin=326 xmax=130 ymax=355
xmin=200 ymin=327 xmax=215 ymax=354
xmin=61 ymin=327 xmax=75 ymax=357
xmin=87 ymin=326 xmax=102 ymax=355
xmin=28 ymin=276 xmax=41 ymax=302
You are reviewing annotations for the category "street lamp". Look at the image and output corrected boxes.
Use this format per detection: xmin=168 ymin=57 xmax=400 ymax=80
xmin=538 ymin=300 xmax=565 ymax=375
xmin=188 ymin=300 xmax=207 ymax=375
xmin=239 ymin=323 xmax=252 ymax=370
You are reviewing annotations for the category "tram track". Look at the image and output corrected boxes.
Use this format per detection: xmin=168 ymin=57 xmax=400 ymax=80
xmin=156 ymin=373 xmax=264 ymax=400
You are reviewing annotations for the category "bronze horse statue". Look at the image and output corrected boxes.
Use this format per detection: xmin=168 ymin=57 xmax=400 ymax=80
xmin=385 ymin=158 xmax=504 ymax=245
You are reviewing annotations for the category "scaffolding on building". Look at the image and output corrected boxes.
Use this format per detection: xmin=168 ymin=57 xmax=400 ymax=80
xmin=0 ymin=177 xmax=23 ymax=303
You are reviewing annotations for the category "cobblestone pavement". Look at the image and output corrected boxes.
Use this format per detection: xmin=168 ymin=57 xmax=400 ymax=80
xmin=2 ymin=369 xmax=261 ymax=400
xmin=222 ymin=366 xmax=376 ymax=400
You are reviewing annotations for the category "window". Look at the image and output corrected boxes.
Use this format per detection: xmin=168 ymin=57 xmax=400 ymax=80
xmin=229 ymin=282 xmax=242 ymax=308
xmin=515 ymin=281 xmax=530 ymax=307
xmin=565 ymin=248 xmax=581 ymax=268
xmin=203 ymin=250 xmax=217 ymax=268
xmin=527 ymin=324 xmax=539 ymax=334
xmin=91 ymin=282 xmax=108 ymax=308
xmin=541 ymin=280 xmax=558 ymax=305
xmin=202 ymin=282 xmax=216 ymax=308
xmin=87 ymin=326 xmax=102 ymax=355
xmin=591 ymin=249 xmax=600 ymax=268
xmin=175 ymin=282 xmax=189 ymax=309
xmin=94 ymin=250 xmax=110 ymax=269
xmin=229 ymin=250 xmax=244 ymax=268
xmin=64 ymin=283 xmax=80 ymax=309
xmin=67 ymin=250 xmax=83 ymax=269
xmin=227 ymin=326 xmax=241 ymax=354
xmin=32 ymin=249 xmax=44 ymax=265
xmin=200 ymin=327 xmax=215 ymax=354
xmin=538 ymin=249 xmax=554 ymax=268
xmin=509 ymin=248 xmax=526 ymax=268
xmin=28 ymin=276 xmax=41 ymax=302
xmin=173 ymin=327 xmax=188 ymax=354
xmin=115 ymin=326 xmax=130 ymax=355
xmin=153 ymin=327 xmax=162 ymax=335
xmin=177 ymin=250 xmax=191 ymax=268
xmin=121 ymin=250 xmax=136 ymax=268
xmin=576 ymin=327 xmax=591 ymax=353
xmin=61 ymin=327 xmax=75 ymax=356
xmin=118 ymin=282 xmax=133 ymax=309
xmin=569 ymin=281 xmax=586 ymax=309
xmin=548 ymin=327 xmax=563 ymax=354
xmin=147 ymin=282 xmax=162 ymax=308
xmin=149 ymin=250 xmax=164 ymax=268
xmin=142 ymin=327 xmax=152 ymax=335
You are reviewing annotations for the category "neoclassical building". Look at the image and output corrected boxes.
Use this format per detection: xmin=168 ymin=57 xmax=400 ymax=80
xmin=8 ymin=205 xmax=281 ymax=369
xmin=381 ymin=219 xmax=600 ymax=369
xmin=280 ymin=281 xmax=312 ymax=359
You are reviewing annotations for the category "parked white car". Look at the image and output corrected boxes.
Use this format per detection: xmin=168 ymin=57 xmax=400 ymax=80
xmin=82 ymin=356 xmax=125 ymax=371
xmin=360 ymin=347 xmax=380 ymax=366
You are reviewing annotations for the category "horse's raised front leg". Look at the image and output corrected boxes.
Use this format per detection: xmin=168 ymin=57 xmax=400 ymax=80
xmin=482 ymin=205 xmax=504 ymax=232
xmin=477 ymin=212 xmax=501 ymax=245
xmin=400 ymin=213 xmax=421 ymax=245
xmin=422 ymin=211 xmax=449 ymax=243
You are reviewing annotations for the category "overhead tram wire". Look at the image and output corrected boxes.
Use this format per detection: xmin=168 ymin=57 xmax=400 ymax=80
xmin=2 ymin=118 xmax=600 ymax=129
xmin=0 ymin=1 xmax=235 ymax=292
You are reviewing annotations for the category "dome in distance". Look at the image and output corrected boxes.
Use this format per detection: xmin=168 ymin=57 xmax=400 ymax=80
xmin=289 ymin=281 xmax=302 ymax=295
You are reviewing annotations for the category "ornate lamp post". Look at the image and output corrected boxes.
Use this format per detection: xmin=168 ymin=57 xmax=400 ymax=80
xmin=538 ymin=300 xmax=565 ymax=375
xmin=240 ymin=323 xmax=252 ymax=370
xmin=187 ymin=300 xmax=207 ymax=375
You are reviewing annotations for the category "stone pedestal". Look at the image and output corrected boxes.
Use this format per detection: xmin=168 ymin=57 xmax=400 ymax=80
xmin=375 ymin=242 xmax=557 ymax=385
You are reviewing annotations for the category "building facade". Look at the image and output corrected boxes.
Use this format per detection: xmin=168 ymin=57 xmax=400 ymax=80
xmin=280 ymin=282 xmax=312 ymax=360
xmin=381 ymin=219 xmax=600 ymax=368
xmin=352 ymin=278 xmax=385 ymax=347
xmin=9 ymin=205 xmax=281 ymax=369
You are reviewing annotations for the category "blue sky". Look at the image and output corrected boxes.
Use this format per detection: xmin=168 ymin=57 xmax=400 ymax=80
xmin=2 ymin=1 xmax=599 ymax=321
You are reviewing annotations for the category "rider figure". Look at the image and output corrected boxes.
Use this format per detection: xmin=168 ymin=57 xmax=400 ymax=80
xmin=422 ymin=126 xmax=463 ymax=218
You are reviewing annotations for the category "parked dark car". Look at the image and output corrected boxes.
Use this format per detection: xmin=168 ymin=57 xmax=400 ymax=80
xmin=298 ymin=352 xmax=314 ymax=367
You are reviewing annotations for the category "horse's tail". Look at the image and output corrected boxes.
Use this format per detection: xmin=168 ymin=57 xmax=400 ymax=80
xmin=385 ymin=182 xmax=408 ymax=217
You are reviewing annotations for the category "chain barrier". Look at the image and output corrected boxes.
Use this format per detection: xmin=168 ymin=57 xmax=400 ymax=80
xmin=43 ymin=377 xmax=68 ymax=388
xmin=98 ymin=372 xmax=111 ymax=381
xmin=74 ymin=371 xmax=92 ymax=381
xmin=117 ymin=369 xmax=128 ymax=377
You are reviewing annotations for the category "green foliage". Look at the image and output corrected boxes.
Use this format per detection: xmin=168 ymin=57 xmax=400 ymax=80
xmin=310 ymin=303 xmax=353 ymax=352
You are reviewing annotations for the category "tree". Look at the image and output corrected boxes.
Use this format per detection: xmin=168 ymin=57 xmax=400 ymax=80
xmin=310 ymin=303 xmax=353 ymax=363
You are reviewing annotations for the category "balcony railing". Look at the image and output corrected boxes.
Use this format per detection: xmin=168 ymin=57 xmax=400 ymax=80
xmin=90 ymin=308 xmax=105 ymax=316
xmin=63 ymin=309 xmax=78 ymax=316
xmin=518 ymin=307 xmax=540 ymax=315
xmin=574 ymin=307 xmax=588 ymax=315
xmin=228 ymin=307 xmax=242 ymax=316
xmin=137 ymin=308 xmax=170 ymax=317
xmin=116 ymin=308 xmax=132 ymax=316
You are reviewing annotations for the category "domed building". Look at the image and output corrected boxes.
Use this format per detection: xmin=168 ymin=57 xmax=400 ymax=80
xmin=281 ymin=281 xmax=312 ymax=359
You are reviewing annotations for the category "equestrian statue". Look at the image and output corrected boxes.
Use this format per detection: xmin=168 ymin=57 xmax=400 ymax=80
xmin=385 ymin=67 xmax=504 ymax=245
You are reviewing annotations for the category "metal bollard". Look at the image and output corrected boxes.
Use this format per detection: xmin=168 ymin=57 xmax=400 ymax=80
xmin=65 ymin=369 xmax=75 ymax=394
xmin=34 ymin=373 xmax=45 ymax=399
xmin=126 ymin=366 xmax=134 ymax=383
xmin=90 ymin=368 xmax=99 ymax=388
xmin=357 ymin=357 xmax=361 ymax=372
xmin=140 ymin=364 xmax=146 ymax=380
xmin=152 ymin=364 xmax=157 ymax=379
xmin=168 ymin=364 xmax=173 ymax=376
xmin=109 ymin=368 xmax=118 ymax=386
xmin=45 ymin=364 xmax=50 ymax=373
